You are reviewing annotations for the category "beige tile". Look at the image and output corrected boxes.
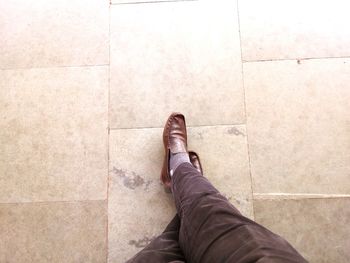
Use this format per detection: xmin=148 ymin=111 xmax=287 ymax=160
xmin=0 ymin=66 xmax=108 ymax=202
xmin=108 ymin=128 xmax=176 ymax=262
xmin=112 ymin=0 xmax=191 ymax=3
xmin=108 ymin=125 xmax=253 ymax=262
xmin=0 ymin=200 xmax=107 ymax=262
xmin=0 ymin=0 xmax=109 ymax=69
xmin=109 ymin=0 xmax=244 ymax=128
xmin=239 ymin=0 xmax=350 ymax=61
xmin=254 ymin=197 xmax=350 ymax=263
xmin=187 ymin=125 xmax=253 ymax=218
xmin=244 ymin=59 xmax=350 ymax=194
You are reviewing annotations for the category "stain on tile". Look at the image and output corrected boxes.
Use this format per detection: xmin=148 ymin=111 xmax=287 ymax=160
xmin=111 ymin=167 xmax=152 ymax=190
xmin=187 ymin=125 xmax=254 ymax=218
xmin=227 ymin=127 xmax=245 ymax=136
xmin=108 ymin=128 xmax=177 ymax=262
xmin=128 ymin=236 xmax=156 ymax=248
xmin=196 ymin=131 xmax=204 ymax=140
xmin=108 ymin=126 xmax=254 ymax=261
xmin=111 ymin=167 xmax=127 ymax=177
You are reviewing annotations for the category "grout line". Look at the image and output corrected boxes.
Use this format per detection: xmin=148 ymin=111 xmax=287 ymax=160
xmin=242 ymin=56 xmax=350 ymax=64
xmin=105 ymin=198 xmax=109 ymax=263
xmin=109 ymin=123 xmax=247 ymax=130
xmin=106 ymin=2 xmax=112 ymax=262
xmin=0 ymin=199 xmax=106 ymax=205
xmin=236 ymin=0 xmax=255 ymax=220
xmin=111 ymin=0 xmax=197 ymax=5
xmin=0 ymin=64 xmax=110 ymax=71
xmin=253 ymin=193 xmax=350 ymax=200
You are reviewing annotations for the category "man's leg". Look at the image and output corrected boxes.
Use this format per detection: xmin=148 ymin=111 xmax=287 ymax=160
xmin=172 ymin=163 xmax=307 ymax=263
xmin=126 ymin=214 xmax=186 ymax=263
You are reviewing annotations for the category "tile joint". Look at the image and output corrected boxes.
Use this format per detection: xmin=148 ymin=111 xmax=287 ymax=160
xmin=253 ymin=193 xmax=350 ymax=200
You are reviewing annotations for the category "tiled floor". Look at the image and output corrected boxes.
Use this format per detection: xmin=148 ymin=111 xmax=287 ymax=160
xmin=1 ymin=0 xmax=349 ymax=262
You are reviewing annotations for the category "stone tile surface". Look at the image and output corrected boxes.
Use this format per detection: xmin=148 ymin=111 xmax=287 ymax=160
xmin=108 ymin=125 xmax=252 ymax=262
xmin=244 ymin=59 xmax=350 ymax=194
xmin=254 ymin=198 xmax=350 ymax=263
xmin=0 ymin=67 xmax=108 ymax=202
xmin=109 ymin=0 xmax=244 ymax=128
xmin=108 ymin=128 xmax=176 ymax=262
xmin=187 ymin=125 xmax=253 ymax=218
xmin=0 ymin=201 xmax=107 ymax=262
xmin=112 ymin=0 xmax=191 ymax=3
xmin=0 ymin=0 xmax=109 ymax=69
xmin=239 ymin=0 xmax=350 ymax=61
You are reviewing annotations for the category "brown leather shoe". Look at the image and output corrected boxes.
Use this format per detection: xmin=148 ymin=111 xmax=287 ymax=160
xmin=189 ymin=151 xmax=203 ymax=174
xmin=161 ymin=113 xmax=188 ymax=189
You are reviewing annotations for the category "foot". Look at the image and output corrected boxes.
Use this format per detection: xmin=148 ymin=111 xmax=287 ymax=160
xmin=161 ymin=113 xmax=188 ymax=189
xmin=189 ymin=151 xmax=203 ymax=174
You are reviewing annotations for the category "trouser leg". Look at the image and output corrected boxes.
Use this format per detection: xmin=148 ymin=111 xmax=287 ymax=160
xmin=172 ymin=163 xmax=307 ymax=263
xmin=126 ymin=214 xmax=186 ymax=263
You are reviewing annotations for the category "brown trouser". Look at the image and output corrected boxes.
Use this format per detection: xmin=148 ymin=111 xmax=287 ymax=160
xmin=127 ymin=163 xmax=307 ymax=263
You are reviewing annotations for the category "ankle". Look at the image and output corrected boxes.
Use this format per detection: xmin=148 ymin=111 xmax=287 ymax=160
xmin=169 ymin=152 xmax=190 ymax=176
